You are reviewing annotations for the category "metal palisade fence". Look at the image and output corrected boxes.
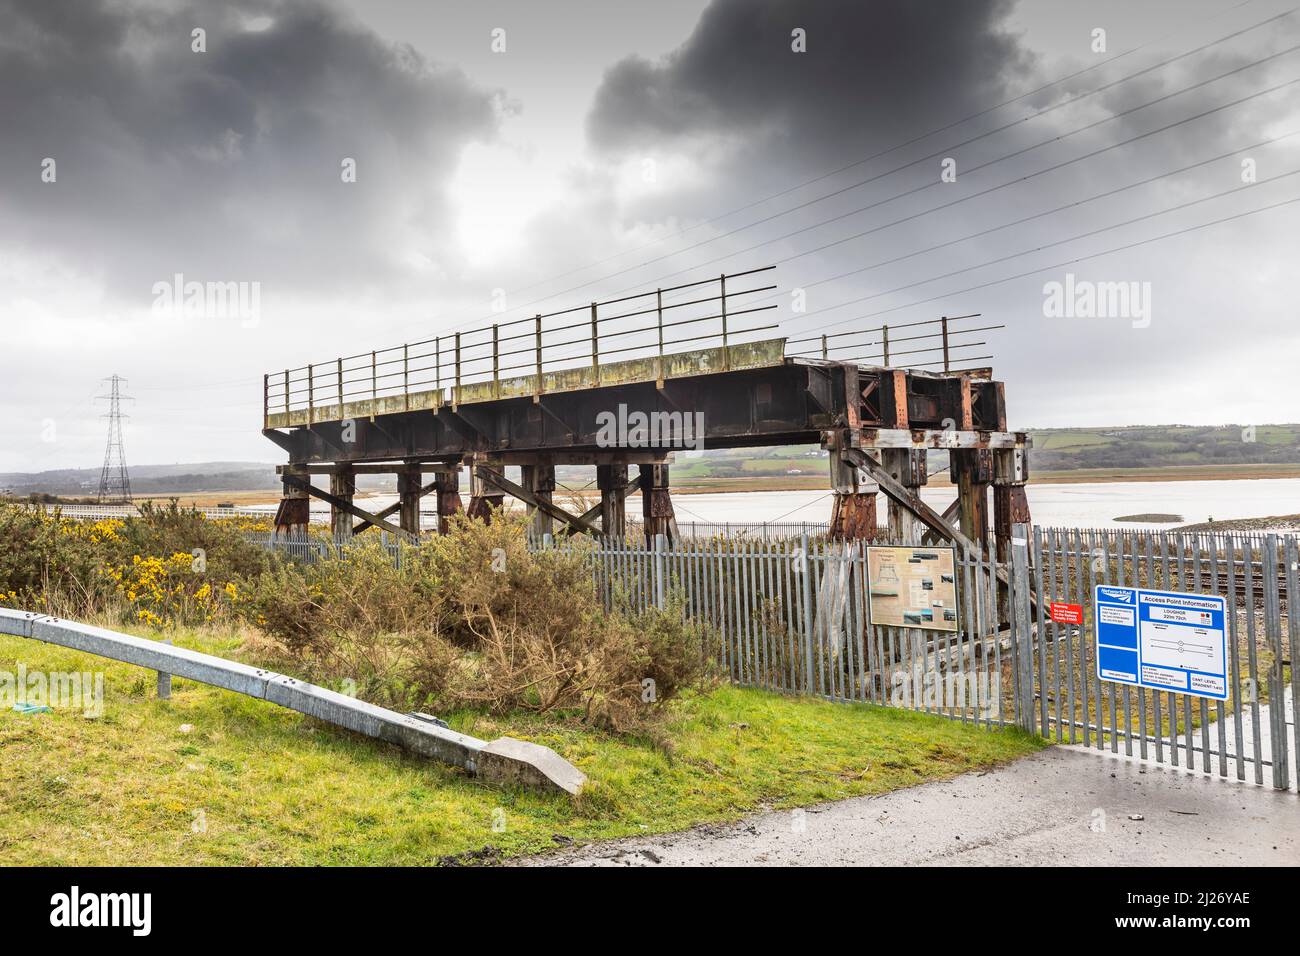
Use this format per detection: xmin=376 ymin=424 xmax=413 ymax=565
xmin=548 ymin=530 xmax=1014 ymax=728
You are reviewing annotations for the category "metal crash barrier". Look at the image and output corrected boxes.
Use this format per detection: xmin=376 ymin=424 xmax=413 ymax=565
xmin=0 ymin=608 xmax=585 ymax=796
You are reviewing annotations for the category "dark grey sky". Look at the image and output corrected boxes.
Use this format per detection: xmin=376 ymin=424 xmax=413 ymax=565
xmin=1 ymin=0 xmax=1297 ymax=471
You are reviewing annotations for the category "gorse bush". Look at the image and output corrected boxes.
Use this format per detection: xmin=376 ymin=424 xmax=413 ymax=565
xmin=241 ymin=515 xmax=706 ymax=730
xmin=0 ymin=506 xmax=113 ymax=613
xmin=0 ymin=502 xmax=267 ymax=625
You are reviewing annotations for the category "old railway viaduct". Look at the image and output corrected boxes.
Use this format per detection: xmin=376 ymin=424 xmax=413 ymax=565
xmin=261 ymin=266 xmax=1030 ymax=560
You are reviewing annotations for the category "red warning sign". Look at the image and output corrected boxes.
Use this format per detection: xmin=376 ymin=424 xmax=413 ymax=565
xmin=1049 ymin=602 xmax=1084 ymax=625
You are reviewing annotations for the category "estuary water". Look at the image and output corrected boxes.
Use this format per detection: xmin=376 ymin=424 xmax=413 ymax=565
xmin=281 ymin=476 xmax=1300 ymax=531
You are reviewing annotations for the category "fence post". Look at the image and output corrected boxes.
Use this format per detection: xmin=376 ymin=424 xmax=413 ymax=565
xmin=492 ymin=323 xmax=500 ymax=399
xmin=157 ymin=638 xmax=172 ymax=700
xmin=1010 ymin=522 xmax=1035 ymax=733
xmin=656 ymin=290 xmax=665 ymax=384
xmin=799 ymin=533 xmax=815 ymax=693
xmin=654 ymin=533 xmax=666 ymax=609
xmin=1263 ymin=535 xmax=1288 ymax=790
xmin=454 ymin=333 xmax=462 ymax=408
xmin=590 ymin=302 xmax=600 ymax=386
xmin=535 ymin=314 xmax=543 ymax=399
xmin=720 ymin=273 xmax=730 ymax=371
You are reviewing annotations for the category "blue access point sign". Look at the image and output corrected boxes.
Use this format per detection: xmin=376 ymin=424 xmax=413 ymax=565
xmin=1093 ymin=585 xmax=1229 ymax=701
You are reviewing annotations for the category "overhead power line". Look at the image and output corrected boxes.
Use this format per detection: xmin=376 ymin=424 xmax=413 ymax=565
xmin=746 ymin=128 xmax=1300 ymax=304
xmin=802 ymin=191 xmax=1300 ymax=335
xmin=602 ymin=53 xmax=1300 ymax=302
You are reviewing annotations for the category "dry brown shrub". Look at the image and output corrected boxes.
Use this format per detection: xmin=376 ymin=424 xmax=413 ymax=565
xmin=241 ymin=515 xmax=704 ymax=729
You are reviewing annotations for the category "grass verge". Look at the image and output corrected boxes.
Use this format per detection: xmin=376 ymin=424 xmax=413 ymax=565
xmin=0 ymin=625 xmax=1043 ymax=865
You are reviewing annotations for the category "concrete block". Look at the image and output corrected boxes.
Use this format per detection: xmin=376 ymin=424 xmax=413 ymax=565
xmin=477 ymin=737 xmax=587 ymax=796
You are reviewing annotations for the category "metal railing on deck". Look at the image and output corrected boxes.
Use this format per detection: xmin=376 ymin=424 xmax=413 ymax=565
xmin=264 ymin=267 xmax=780 ymax=425
xmin=785 ymin=313 xmax=1000 ymax=371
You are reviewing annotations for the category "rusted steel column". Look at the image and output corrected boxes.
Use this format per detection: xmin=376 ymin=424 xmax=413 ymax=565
xmin=273 ymin=468 xmax=311 ymax=536
xmin=951 ymin=449 xmax=993 ymax=548
xmin=829 ymin=451 xmax=878 ymax=541
xmin=638 ymin=463 xmax=678 ymax=545
xmin=397 ymin=465 xmax=422 ymax=535
xmin=435 ymin=468 xmax=463 ymax=534
xmin=992 ymin=448 xmax=1030 ymax=563
xmin=596 ymin=463 xmax=629 ymax=540
xmin=328 ymin=466 xmax=355 ymax=539
xmin=521 ymin=463 xmax=556 ymax=539
xmin=466 ymin=460 xmax=505 ymax=522
xmin=880 ymin=449 xmax=926 ymax=542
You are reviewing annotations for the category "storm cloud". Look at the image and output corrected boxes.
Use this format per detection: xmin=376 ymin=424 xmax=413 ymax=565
xmin=587 ymin=0 xmax=1034 ymax=180
xmin=0 ymin=0 xmax=503 ymax=301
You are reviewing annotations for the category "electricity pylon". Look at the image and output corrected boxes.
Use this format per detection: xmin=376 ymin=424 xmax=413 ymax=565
xmin=96 ymin=375 xmax=133 ymax=504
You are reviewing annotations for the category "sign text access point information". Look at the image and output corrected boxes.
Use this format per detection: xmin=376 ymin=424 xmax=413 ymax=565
xmin=1093 ymin=585 xmax=1229 ymax=701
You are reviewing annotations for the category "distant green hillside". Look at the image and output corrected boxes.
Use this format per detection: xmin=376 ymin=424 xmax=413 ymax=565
xmin=1027 ymin=424 xmax=1300 ymax=472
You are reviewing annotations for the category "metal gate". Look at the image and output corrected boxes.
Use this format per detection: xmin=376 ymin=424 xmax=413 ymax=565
xmin=1008 ymin=524 xmax=1296 ymax=791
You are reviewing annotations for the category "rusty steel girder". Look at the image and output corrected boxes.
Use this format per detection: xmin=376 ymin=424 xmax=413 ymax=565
xmin=263 ymin=358 xmax=1018 ymax=467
